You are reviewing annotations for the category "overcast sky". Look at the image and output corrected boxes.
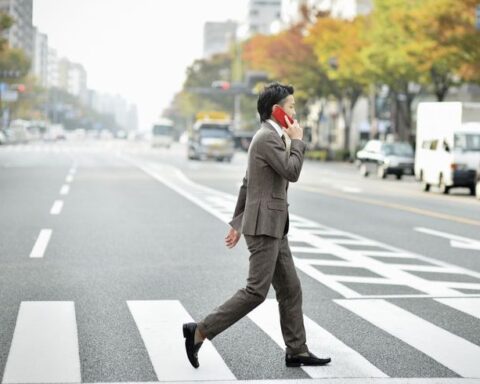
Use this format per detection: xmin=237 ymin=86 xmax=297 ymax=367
xmin=33 ymin=0 xmax=248 ymax=130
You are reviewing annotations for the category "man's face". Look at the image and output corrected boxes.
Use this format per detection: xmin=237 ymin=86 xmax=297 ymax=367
xmin=280 ymin=95 xmax=295 ymax=118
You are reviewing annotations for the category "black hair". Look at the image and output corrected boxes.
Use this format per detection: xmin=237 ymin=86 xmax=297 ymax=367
xmin=257 ymin=82 xmax=294 ymax=122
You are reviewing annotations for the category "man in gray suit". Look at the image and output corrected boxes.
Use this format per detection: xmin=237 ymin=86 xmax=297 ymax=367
xmin=183 ymin=83 xmax=331 ymax=368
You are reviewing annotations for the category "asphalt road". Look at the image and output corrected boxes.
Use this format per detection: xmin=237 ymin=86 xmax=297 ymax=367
xmin=1 ymin=139 xmax=479 ymax=384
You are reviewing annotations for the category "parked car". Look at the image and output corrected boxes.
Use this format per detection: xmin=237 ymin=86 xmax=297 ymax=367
xmin=6 ymin=120 xmax=29 ymax=144
xmin=356 ymin=140 xmax=414 ymax=179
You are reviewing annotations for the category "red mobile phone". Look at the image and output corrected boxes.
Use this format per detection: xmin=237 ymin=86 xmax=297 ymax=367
xmin=272 ymin=106 xmax=294 ymax=128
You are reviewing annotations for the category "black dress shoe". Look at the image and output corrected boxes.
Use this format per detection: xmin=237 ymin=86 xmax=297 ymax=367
xmin=183 ymin=322 xmax=203 ymax=368
xmin=286 ymin=351 xmax=331 ymax=367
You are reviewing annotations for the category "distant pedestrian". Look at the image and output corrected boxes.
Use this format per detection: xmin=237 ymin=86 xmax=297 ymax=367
xmin=183 ymin=83 xmax=331 ymax=368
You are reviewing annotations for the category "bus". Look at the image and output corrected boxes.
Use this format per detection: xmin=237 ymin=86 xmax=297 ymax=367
xmin=151 ymin=119 xmax=175 ymax=148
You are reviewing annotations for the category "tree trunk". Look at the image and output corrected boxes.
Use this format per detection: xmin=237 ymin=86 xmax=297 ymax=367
xmin=431 ymin=68 xmax=450 ymax=102
xmin=315 ymin=99 xmax=325 ymax=149
xmin=341 ymin=87 xmax=361 ymax=157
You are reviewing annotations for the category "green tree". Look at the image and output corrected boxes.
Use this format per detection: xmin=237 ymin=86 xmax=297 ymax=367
xmin=361 ymin=0 xmax=428 ymax=139
xmin=410 ymin=0 xmax=480 ymax=99
xmin=0 ymin=12 xmax=13 ymax=52
xmin=243 ymin=24 xmax=330 ymax=108
xmin=306 ymin=15 xmax=369 ymax=152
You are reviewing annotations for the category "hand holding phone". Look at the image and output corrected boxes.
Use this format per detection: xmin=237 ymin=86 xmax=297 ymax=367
xmin=272 ymin=106 xmax=294 ymax=128
xmin=272 ymin=105 xmax=302 ymax=140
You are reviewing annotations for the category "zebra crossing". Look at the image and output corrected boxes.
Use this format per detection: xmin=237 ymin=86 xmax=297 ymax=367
xmin=122 ymin=157 xmax=480 ymax=300
xmin=1 ymin=298 xmax=480 ymax=382
xmin=3 ymin=151 xmax=479 ymax=382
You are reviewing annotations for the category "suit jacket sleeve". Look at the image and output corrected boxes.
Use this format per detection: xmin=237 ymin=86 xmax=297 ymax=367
xmin=261 ymin=133 xmax=306 ymax=182
xmin=228 ymin=172 xmax=248 ymax=231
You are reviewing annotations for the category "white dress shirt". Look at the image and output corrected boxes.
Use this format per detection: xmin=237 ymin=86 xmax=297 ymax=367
xmin=267 ymin=119 xmax=283 ymax=137
xmin=267 ymin=119 xmax=291 ymax=153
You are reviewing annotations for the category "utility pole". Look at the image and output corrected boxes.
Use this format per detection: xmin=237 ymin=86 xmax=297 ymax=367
xmin=230 ymin=30 xmax=242 ymax=131
xmin=476 ymin=4 xmax=480 ymax=30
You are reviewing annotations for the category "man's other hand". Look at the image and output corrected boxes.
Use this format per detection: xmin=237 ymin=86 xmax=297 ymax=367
xmin=283 ymin=116 xmax=303 ymax=140
xmin=225 ymin=227 xmax=241 ymax=249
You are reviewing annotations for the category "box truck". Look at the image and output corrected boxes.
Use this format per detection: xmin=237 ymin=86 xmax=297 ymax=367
xmin=415 ymin=102 xmax=480 ymax=195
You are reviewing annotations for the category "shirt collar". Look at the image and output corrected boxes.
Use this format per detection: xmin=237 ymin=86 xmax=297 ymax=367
xmin=267 ymin=119 xmax=283 ymax=137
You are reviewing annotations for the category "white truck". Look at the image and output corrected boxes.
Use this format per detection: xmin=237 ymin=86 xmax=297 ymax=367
xmin=415 ymin=102 xmax=480 ymax=195
xmin=151 ymin=118 xmax=175 ymax=148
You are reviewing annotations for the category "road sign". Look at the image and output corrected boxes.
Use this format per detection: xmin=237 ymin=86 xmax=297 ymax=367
xmin=1 ymin=90 xmax=18 ymax=102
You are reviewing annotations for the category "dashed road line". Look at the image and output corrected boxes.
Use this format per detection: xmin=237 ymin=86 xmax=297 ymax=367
xmin=50 ymin=200 xmax=64 ymax=215
xmin=60 ymin=185 xmax=70 ymax=195
xmin=30 ymin=229 xmax=52 ymax=258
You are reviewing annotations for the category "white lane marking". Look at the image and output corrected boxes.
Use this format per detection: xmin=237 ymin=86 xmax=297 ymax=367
xmin=29 ymin=229 xmax=52 ymax=258
xmin=68 ymin=168 xmax=76 ymax=175
xmin=60 ymin=185 xmax=70 ymax=195
xmin=339 ymin=186 xmax=362 ymax=194
xmin=248 ymin=299 xmax=387 ymax=378
xmin=2 ymin=301 xmax=81 ymax=383
xmin=127 ymin=300 xmax=236 ymax=381
xmin=50 ymin=200 xmax=63 ymax=215
xmin=120 ymin=157 xmax=234 ymax=224
xmin=435 ymin=298 xmax=480 ymax=319
xmin=65 ymin=174 xmax=74 ymax=183
xmin=336 ymin=299 xmax=480 ymax=378
xmin=415 ymin=227 xmax=480 ymax=252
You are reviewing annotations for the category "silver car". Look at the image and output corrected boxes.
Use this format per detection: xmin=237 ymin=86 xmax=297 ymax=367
xmin=356 ymin=140 xmax=415 ymax=180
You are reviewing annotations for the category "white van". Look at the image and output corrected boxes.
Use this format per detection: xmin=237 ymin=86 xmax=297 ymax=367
xmin=151 ymin=119 xmax=174 ymax=148
xmin=415 ymin=102 xmax=480 ymax=195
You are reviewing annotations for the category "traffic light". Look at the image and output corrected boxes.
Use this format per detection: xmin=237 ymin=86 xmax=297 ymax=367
xmin=211 ymin=80 xmax=230 ymax=91
xmin=17 ymin=84 xmax=26 ymax=93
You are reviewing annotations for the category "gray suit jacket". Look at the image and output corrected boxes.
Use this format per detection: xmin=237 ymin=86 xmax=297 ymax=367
xmin=229 ymin=121 xmax=306 ymax=239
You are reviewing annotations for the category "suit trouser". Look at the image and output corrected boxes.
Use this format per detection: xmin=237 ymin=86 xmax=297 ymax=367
xmin=197 ymin=234 xmax=308 ymax=355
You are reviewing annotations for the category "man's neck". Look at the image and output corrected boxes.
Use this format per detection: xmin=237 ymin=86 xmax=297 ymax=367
xmin=267 ymin=119 xmax=283 ymax=137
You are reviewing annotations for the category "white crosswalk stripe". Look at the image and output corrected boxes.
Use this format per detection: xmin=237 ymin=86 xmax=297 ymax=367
xmin=248 ymin=299 xmax=388 ymax=378
xmin=2 ymin=301 xmax=81 ymax=383
xmin=127 ymin=300 xmax=236 ymax=381
xmin=435 ymin=297 xmax=480 ymax=319
xmin=336 ymin=299 xmax=480 ymax=378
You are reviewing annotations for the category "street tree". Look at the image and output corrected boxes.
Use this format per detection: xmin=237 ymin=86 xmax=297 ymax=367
xmin=242 ymin=24 xmax=330 ymax=110
xmin=306 ymin=15 xmax=369 ymax=153
xmin=0 ymin=12 xmax=13 ymax=52
xmin=410 ymin=0 xmax=480 ymax=99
